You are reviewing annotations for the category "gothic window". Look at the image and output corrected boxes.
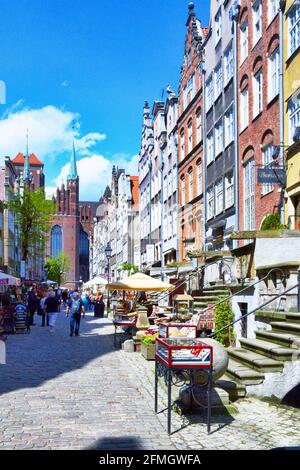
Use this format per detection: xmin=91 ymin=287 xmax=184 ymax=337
xmin=79 ymin=230 xmax=89 ymax=258
xmin=50 ymin=225 xmax=62 ymax=259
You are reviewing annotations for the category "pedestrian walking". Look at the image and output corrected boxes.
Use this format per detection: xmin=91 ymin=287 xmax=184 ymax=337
xmin=93 ymin=292 xmax=105 ymax=318
xmin=27 ymin=287 xmax=39 ymax=326
xmin=44 ymin=289 xmax=60 ymax=333
xmin=66 ymin=290 xmax=85 ymax=337
xmin=40 ymin=291 xmax=48 ymax=327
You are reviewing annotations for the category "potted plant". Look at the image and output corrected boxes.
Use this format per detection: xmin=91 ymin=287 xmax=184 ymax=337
xmin=141 ymin=331 xmax=158 ymax=360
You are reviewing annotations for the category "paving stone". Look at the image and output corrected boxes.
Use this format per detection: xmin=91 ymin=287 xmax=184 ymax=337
xmin=0 ymin=313 xmax=299 ymax=450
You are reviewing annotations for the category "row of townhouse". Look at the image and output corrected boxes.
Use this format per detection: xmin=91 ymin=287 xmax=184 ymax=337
xmin=91 ymin=167 xmax=140 ymax=282
xmin=137 ymin=0 xmax=300 ymax=276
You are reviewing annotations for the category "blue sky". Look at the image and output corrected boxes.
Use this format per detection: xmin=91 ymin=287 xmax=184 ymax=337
xmin=0 ymin=0 xmax=210 ymax=200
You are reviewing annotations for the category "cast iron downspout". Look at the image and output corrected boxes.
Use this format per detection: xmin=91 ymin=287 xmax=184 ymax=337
xmin=233 ymin=11 xmax=239 ymax=243
xmin=279 ymin=4 xmax=285 ymax=225
xmin=200 ymin=63 xmax=207 ymax=250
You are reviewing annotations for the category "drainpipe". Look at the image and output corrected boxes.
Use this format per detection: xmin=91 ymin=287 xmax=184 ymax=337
xmin=200 ymin=63 xmax=207 ymax=251
xmin=279 ymin=3 xmax=285 ymax=225
xmin=233 ymin=11 xmax=239 ymax=245
xmin=148 ymin=159 xmax=152 ymax=259
xmin=161 ymin=153 xmax=165 ymax=281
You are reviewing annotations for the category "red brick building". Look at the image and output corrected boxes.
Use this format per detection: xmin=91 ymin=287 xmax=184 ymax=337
xmin=11 ymin=152 xmax=45 ymax=190
xmin=177 ymin=3 xmax=207 ymax=261
xmin=237 ymin=0 xmax=281 ymax=231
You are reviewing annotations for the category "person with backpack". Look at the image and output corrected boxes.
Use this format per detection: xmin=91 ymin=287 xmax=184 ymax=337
xmin=66 ymin=290 xmax=85 ymax=337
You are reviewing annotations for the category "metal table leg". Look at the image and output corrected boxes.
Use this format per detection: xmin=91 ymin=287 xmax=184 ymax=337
xmin=154 ymin=360 xmax=158 ymax=413
xmin=167 ymin=368 xmax=172 ymax=435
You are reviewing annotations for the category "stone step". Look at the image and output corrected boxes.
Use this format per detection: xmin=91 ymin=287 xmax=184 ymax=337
xmin=202 ymin=289 xmax=229 ymax=296
xmin=193 ymin=302 xmax=211 ymax=309
xmin=204 ymin=284 xmax=230 ymax=291
xmin=286 ymin=312 xmax=300 ymax=324
xmin=255 ymin=329 xmax=300 ymax=349
xmin=271 ymin=321 xmax=300 ymax=336
xmin=239 ymin=337 xmax=297 ymax=361
xmin=193 ymin=296 xmax=221 ymax=303
xmin=255 ymin=310 xmax=286 ymax=322
xmin=227 ymin=346 xmax=284 ymax=373
xmin=226 ymin=358 xmax=265 ymax=386
xmin=216 ymin=374 xmax=247 ymax=399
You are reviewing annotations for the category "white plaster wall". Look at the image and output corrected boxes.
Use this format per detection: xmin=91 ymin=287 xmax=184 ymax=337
xmin=254 ymin=238 xmax=300 ymax=267
xmin=247 ymin=360 xmax=300 ymax=401
xmin=231 ymin=284 xmax=260 ymax=345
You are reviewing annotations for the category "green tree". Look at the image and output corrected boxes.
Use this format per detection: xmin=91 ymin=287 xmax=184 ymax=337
xmin=45 ymin=252 xmax=71 ymax=285
xmin=118 ymin=262 xmax=139 ymax=276
xmin=261 ymin=213 xmax=287 ymax=230
xmin=8 ymin=187 xmax=55 ymax=261
xmin=214 ymin=297 xmax=235 ymax=347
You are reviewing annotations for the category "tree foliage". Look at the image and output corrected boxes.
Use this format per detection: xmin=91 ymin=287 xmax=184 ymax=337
xmin=213 ymin=297 xmax=235 ymax=347
xmin=117 ymin=262 xmax=139 ymax=276
xmin=45 ymin=252 xmax=71 ymax=286
xmin=8 ymin=188 xmax=55 ymax=261
xmin=261 ymin=213 xmax=287 ymax=231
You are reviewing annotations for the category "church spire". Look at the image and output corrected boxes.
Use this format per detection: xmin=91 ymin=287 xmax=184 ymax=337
xmin=68 ymin=125 xmax=78 ymax=181
xmin=23 ymin=129 xmax=31 ymax=182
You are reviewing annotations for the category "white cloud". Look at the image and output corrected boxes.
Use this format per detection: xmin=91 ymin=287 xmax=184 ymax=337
xmin=46 ymin=153 xmax=139 ymax=201
xmin=0 ymin=104 xmax=106 ymax=160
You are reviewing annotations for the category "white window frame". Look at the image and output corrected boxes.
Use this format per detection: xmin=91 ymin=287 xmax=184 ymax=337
xmin=244 ymin=159 xmax=255 ymax=230
xmin=224 ymin=45 xmax=233 ymax=86
xmin=225 ymin=172 xmax=234 ymax=209
xmin=188 ymin=170 xmax=193 ymax=202
xmin=288 ymin=4 xmax=300 ymax=57
xmin=188 ymin=120 xmax=193 ymax=154
xmin=240 ymin=21 xmax=248 ymax=63
xmin=253 ymin=69 xmax=263 ymax=118
xmin=196 ymin=110 xmax=202 ymax=143
xmin=240 ymin=87 xmax=249 ymax=131
xmin=268 ymin=0 xmax=279 ymax=25
xmin=180 ymin=130 xmax=185 ymax=161
xmin=214 ymin=62 xmax=223 ymax=101
xmin=215 ymin=179 xmax=224 ymax=215
xmin=215 ymin=120 xmax=223 ymax=157
xmin=224 ymin=107 xmax=234 ymax=147
xmin=207 ymin=131 xmax=214 ymax=165
xmin=181 ymin=178 xmax=186 ymax=206
xmin=206 ymin=76 xmax=213 ymax=110
xmin=197 ymin=163 xmax=202 ymax=195
xmin=268 ymin=48 xmax=279 ymax=102
xmin=262 ymin=144 xmax=274 ymax=195
xmin=288 ymin=94 xmax=300 ymax=144
xmin=207 ymin=186 xmax=215 ymax=220
xmin=253 ymin=0 xmax=262 ymax=46
xmin=215 ymin=9 xmax=222 ymax=46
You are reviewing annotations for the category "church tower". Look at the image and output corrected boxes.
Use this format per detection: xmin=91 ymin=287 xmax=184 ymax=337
xmin=47 ymin=137 xmax=80 ymax=288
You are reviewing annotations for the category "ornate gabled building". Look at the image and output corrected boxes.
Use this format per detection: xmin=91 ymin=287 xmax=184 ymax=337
xmin=11 ymin=152 xmax=45 ymax=190
xmin=177 ymin=3 xmax=207 ymax=261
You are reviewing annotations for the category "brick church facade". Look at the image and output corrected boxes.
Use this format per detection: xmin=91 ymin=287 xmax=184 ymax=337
xmin=47 ymin=143 xmax=96 ymax=287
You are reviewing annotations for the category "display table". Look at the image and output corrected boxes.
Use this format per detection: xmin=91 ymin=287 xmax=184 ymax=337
xmin=112 ymin=312 xmax=137 ymax=348
xmin=154 ymin=337 xmax=213 ymax=435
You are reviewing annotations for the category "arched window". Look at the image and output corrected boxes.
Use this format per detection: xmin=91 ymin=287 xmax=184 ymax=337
xmin=79 ymin=230 xmax=89 ymax=258
xmin=50 ymin=225 xmax=62 ymax=259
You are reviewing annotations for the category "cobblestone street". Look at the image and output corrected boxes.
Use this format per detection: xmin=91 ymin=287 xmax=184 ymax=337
xmin=0 ymin=312 xmax=300 ymax=450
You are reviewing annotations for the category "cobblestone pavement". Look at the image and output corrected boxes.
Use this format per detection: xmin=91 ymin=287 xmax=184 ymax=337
xmin=0 ymin=313 xmax=300 ymax=450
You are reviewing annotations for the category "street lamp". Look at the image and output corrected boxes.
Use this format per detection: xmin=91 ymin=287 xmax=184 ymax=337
xmin=105 ymin=242 xmax=112 ymax=310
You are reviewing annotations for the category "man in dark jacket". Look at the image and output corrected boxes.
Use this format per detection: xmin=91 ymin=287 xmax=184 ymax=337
xmin=27 ymin=287 xmax=39 ymax=326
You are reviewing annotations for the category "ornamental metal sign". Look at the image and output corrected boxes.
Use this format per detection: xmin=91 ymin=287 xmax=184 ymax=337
xmin=257 ymin=167 xmax=286 ymax=186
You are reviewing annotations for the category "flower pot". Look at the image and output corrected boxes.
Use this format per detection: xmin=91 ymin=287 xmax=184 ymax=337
xmin=141 ymin=342 xmax=156 ymax=361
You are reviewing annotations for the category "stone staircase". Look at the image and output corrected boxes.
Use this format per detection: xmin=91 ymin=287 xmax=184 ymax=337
xmin=225 ymin=310 xmax=300 ymax=395
xmin=193 ymin=284 xmax=229 ymax=313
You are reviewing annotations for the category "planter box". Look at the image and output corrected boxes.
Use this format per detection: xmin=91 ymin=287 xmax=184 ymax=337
xmin=141 ymin=342 xmax=156 ymax=360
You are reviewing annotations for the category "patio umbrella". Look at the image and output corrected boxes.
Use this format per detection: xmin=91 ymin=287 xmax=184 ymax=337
xmin=107 ymin=272 xmax=173 ymax=292
xmin=84 ymin=276 xmax=108 ymax=288
xmin=0 ymin=272 xmax=21 ymax=286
